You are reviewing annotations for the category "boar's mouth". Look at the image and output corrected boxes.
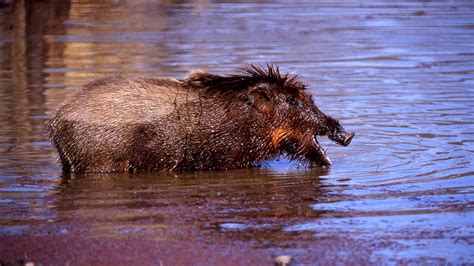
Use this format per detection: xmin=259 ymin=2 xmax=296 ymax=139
xmin=279 ymin=136 xmax=332 ymax=166
xmin=278 ymin=130 xmax=354 ymax=166
xmin=308 ymin=136 xmax=332 ymax=165
xmin=310 ymin=130 xmax=355 ymax=165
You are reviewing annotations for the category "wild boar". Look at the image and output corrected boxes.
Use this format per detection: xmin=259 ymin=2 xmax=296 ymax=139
xmin=47 ymin=64 xmax=354 ymax=172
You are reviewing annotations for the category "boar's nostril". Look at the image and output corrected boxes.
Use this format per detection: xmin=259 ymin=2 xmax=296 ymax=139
xmin=343 ymin=132 xmax=355 ymax=146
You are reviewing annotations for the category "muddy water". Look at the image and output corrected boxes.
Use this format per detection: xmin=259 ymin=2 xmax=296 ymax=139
xmin=1 ymin=0 xmax=473 ymax=264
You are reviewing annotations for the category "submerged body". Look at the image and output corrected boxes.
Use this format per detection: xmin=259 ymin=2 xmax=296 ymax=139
xmin=47 ymin=65 xmax=354 ymax=172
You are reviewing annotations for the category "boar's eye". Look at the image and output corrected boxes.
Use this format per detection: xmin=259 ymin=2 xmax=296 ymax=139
xmin=287 ymin=96 xmax=303 ymax=108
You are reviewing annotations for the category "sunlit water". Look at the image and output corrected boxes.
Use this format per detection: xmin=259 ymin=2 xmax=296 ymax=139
xmin=0 ymin=1 xmax=473 ymax=264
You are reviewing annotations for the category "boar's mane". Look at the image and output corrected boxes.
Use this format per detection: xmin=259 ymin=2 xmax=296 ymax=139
xmin=184 ymin=64 xmax=306 ymax=95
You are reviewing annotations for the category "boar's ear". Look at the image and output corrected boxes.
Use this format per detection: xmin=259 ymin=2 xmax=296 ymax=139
xmin=244 ymin=84 xmax=273 ymax=114
xmin=184 ymin=70 xmax=222 ymax=87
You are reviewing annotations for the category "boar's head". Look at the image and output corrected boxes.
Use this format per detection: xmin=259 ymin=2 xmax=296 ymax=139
xmin=239 ymin=65 xmax=354 ymax=165
xmin=187 ymin=64 xmax=354 ymax=166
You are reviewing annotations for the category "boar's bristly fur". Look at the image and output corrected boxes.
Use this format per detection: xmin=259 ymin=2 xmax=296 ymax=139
xmin=47 ymin=64 xmax=354 ymax=172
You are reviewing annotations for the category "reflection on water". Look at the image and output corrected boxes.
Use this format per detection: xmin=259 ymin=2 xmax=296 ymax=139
xmin=0 ymin=0 xmax=473 ymax=264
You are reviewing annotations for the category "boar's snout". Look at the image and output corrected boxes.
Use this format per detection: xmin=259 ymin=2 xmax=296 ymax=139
xmin=325 ymin=117 xmax=355 ymax=147
xmin=328 ymin=130 xmax=355 ymax=147
xmin=342 ymin=132 xmax=355 ymax=146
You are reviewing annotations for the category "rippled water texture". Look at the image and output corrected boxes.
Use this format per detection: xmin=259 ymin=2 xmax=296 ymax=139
xmin=1 ymin=1 xmax=473 ymax=264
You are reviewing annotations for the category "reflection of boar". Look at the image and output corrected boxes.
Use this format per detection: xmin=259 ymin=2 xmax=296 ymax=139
xmin=47 ymin=65 xmax=354 ymax=172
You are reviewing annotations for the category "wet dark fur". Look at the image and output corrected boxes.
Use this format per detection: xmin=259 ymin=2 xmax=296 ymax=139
xmin=47 ymin=64 xmax=345 ymax=172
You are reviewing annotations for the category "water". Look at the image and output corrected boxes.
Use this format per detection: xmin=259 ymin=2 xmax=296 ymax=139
xmin=1 ymin=0 xmax=473 ymax=264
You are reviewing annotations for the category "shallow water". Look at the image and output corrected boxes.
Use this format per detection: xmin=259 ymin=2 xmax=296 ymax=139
xmin=1 ymin=0 xmax=473 ymax=264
